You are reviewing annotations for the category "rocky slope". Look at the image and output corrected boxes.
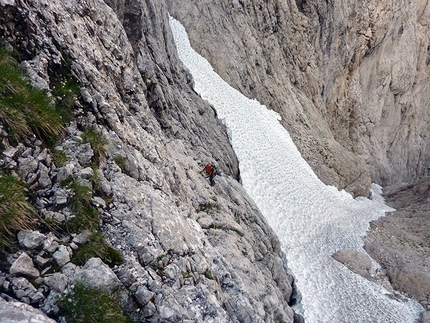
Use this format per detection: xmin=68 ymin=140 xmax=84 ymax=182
xmin=166 ymin=1 xmax=430 ymax=320
xmin=0 ymin=0 xmax=300 ymax=322
xmin=364 ymin=180 xmax=430 ymax=321
xmin=167 ymin=0 xmax=430 ymax=198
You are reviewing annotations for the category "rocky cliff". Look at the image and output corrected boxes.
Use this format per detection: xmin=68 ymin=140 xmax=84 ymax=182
xmin=1 ymin=0 xmax=430 ymax=322
xmin=167 ymin=0 xmax=430 ymax=198
xmin=166 ymin=0 xmax=430 ymax=320
xmin=0 ymin=0 xmax=299 ymax=322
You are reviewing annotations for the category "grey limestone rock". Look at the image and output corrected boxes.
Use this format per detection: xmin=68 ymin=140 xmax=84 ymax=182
xmin=0 ymin=298 xmax=56 ymax=323
xmin=9 ymin=253 xmax=39 ymax=279
xmin=0 ymin=0 xmax=298 ymax=322
xmin=166 ymin=0 xmax=430 ymax=197
xmin=52 ymin=245 xmax=71 ymax=266
xmin=17 ymin=231 xmax=46 ymax=250
xmin=332 ymin=249 xmax=373 ymax=279
xmin=72 ymin=230 xmax=91 ymax=245
xmin=43 ymin=273 xmax=68 ymax=293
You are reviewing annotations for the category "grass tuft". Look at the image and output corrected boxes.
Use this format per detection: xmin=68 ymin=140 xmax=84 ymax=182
xmin=0 ymin=173 xmax=36 ymax=248
xmin=0 ymin=47 xmax=67 ymax=143
xmin=59 ymin=282 xmax=128 ymax=323
xmin=61 ymin=177 xmax=99 ymax=233
xmin=112 ymin=155 xmax=126 ymax=172
xmin=72 ymin=232 xmax=123 ymax=267
xmin=81 ymin=128 xmax=107 ymax=162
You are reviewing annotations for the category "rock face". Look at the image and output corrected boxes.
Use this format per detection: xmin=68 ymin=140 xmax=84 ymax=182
xmin=166 ymin=0 xmax=430 ymax=197
xmin=0 ymin=0 xmax=298 ymax=322
xmin=364 ymin=179 xmax=430 ymax=316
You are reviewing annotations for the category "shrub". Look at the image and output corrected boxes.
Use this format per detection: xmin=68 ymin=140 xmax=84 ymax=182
xmin=59 ymin=283 xmax=128 ymax=323
xmin=72 ymin=232 xmax=123 ymax=267
xmin=0 ymin=47 xmax=66 ymax=143
xmin=0 ymin=173 xmax=35 ymax=247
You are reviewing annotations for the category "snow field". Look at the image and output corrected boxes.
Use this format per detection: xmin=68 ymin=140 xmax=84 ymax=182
xmin=169 ymin=16 xmax=424 ymax=323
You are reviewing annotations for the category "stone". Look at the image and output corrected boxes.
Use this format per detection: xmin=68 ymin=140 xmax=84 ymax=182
xmin=76 ymin=143 xmax=94 ymax=165
xmin=142 ymin=300 xmax=157 ymax=318
xmin=134 ymin=286 xmax=155 ymax=306
xmin=91 ymin=196 xmax=106 ymax=209
xmin=44 ymin=273 xmax=68 ymax=293
xmin=73 ymin=258 xmax=122 ymax=292
xmin=37 ymin=163 xmax=52 ymax=189
xmin=56 ymin=164 xmax=75 ymax=183
xmin=18 ymin=157 xmax=38 ymax=177
xmin=17 ymin=231 xmax=46 ymax=250
xmin=10 ymin=253 xmax=39 ymax=278
xmin=34 ymin=256 xmax=49 ymax=268
xmin=43 ymin=234 xmax=60 ymax=253
xmin=72 ymin=230 xmax=91 ymax=245
xmin=52 ymin=245 xmax=70 ymax=266
xmin=0 ymin=299 xmax=57 ymax=323
xmin=332 ymin=249 xmax=373 ymax=278
xmin=43 ymin=210 xmax=66 ymax=222
xmin=78 ymin=167 xmax=94 ymax=179
xmin=53 ymin=190 xmax=68 ymax=205
xmin=2 ymin=147 xmax=18 ymax=158
xmin=422 ymin=311 xmax=430 ymax=323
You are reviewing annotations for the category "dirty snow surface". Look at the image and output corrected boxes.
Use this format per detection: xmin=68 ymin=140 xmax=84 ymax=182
xmin=170 ymin=16 xmax=423 ymax=323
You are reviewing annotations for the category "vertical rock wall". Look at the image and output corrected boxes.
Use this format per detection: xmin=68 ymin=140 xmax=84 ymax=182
xmin=166 ymin=0 xmax=430 ymax=196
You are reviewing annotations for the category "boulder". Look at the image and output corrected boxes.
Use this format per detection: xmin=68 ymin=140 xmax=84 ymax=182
xmin=332 ymin=249 xmax=373 ymax=278
xmin=44 ymin=273 xmax=68 ymax=293
xmin=10 ymin=253 xmax=39 ymax=278
xmin=0 ymin=298 xmax=56 ymax=323
xmin=52 ymin=245 xmax=71 ymax=266
xmin=17 ymin=231 xmax=46 ymax=250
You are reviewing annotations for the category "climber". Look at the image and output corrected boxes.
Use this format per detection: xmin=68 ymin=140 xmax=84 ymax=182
xmin=200 ymin=163 xmax=218 ymax=186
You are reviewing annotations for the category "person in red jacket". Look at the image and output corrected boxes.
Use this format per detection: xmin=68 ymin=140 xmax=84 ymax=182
xmin=200 ymin=163 xmax=217 ymax=186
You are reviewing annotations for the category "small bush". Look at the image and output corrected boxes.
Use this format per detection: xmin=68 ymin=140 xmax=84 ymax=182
xmin=0 ymin=173 xmax=35 ymax=247
xmin=72 ymin=232 xmax=123 ymax=267
xmin=59 ymin=282 xmax=128 ymax=323
xmin=204 ymin=269 xmax=214 ymax=280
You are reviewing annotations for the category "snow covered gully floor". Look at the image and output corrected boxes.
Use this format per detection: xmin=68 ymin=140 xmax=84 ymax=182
xmin=169 ymin=17 xmax=424 ymax=323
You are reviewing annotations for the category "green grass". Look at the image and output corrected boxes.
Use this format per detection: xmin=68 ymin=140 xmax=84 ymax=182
xmin=59 ymin=283 xmax=128 ymax=323
xmin=81 ymin=128 xmax=107 ymax=162
xmin=0 ymin=47 xmax=67 ymax=143
xmin=197 ymin=203 xmax=218 ymax=213
xmin=61 ymin=177 xmax=99 ymax=233
xmin=0 ymin=173 xmax=35 ymax=248
xmin=112 ymin=155 xmax=126 ymax=172
xmin=71 ymin=232 xmax=123 ymax=267
xmin=51 ymin=149 xmax=68 ymax=167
